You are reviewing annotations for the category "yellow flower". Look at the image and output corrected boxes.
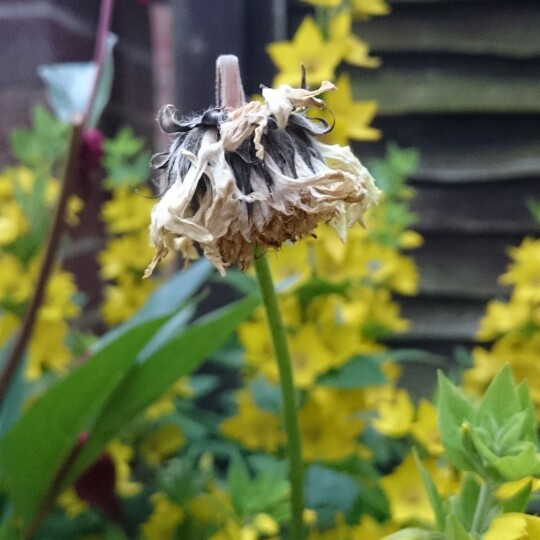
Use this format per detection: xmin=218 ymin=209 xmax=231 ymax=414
xmin=139 ymin=424 xmax=185 ymax=466
xmin=410 ymin=399 xmax=444 ymax=456
xmin=252 ymin=513 xmax=280 ymax=536
xmin=267 ymin=240 xmax=312 ymax=288
xmin=352 ymin=0 xmax=390 ymax=19
xmin=319 ymin=74 xmax=380 ymax=146
xmin=220 ymin=389 xmax=285 ymax=452
xmin=0 ymin=253 xmax=33 ymax=303
xmin=496 ymin=477 xmax=540 ymax=501
xmin=485 ymin=513 xmax=540 ymax=540
xmin=26 ymin=319 xmax=71 ymax=380
xmin=477 ymin=299 xmax=530 ymax=341
xmin=500 ymin=238 xmax=540 ymax=302
xmin=101 ymin=274 xmax=158 ymax=325
xmin=301 ymin=0 xmax=341 ymax=7
xmin=40 ymin=270 xmax=80 ymax=322
xmin=260 ymin=323 xmax=337 ymax=388
xmin=107 ymin=440 xmax=142 ymax=497
xmin=66 ymin=195 xmax=84 ymax=226
xmin=267 ymin=17 xmax=345 ymax=87
xmin=0 ymin=201 xmax=28 ymax=245
xmin=380 ymin=453 xmax=434 ymax=525
xmin=57 ymin=487 xmax=87 ymax=518
xmin=99 ymin=230 xmax=155 ymax=280
xmin=102 ymin=186 xmax=154 ymax=234
xmin=372 ymin=388 xmax=414 ymax=437
xmin=140 ymin=492 xmax=184 ymax=540
xmin=329 ymin=12 xmax=381 ymax=69
xmin=300 ymin=387 xmax=364 ymax=461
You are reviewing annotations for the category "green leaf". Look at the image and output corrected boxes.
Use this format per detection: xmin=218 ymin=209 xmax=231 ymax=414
xmin=66 ymin=294 xmax=258 ymax=486
xmin=305 ymin=464 xmax=359 ymax=527
xmin=452 ymin=473 xmax=480 ymax=531
xmin=0 ymin=315 xmax=169 ymax=528
xmin=9 ymin=105 xmax=68 ymax=171
xmin=445 ymin=513 xmax=473 ymax=540
xmin=96 ymin=259 xmax=212 ymax=352
xmin=413 ymin=448 xmax=446 ymax=532
xmin=249 ymin=376 xmax=283 ymax=413
xmin=515 ymin=380 xmax=538 ymax=441
xmin=436 ymin=371 xmax=476 ymax=472
xmin=102 ymin=127 xmax=151 ymax=188
xmin=227 ymin=455 xmax=252 ymax=516
xmin=476 ymin=364 xmax=519 ymax=431
xmin=0 ymin=339 xmax=27 ymax=437
xmin=318 ymin=355 xmax=386 ymax=388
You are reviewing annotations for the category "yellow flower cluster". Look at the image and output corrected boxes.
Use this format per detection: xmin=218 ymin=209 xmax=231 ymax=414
xmin=0 ymin=166 xmax=82 ymax=380
xmin=465 ymin=237 xmax=540 ymax=414
xmin=99 ymin=186 xmax=159 ymax=325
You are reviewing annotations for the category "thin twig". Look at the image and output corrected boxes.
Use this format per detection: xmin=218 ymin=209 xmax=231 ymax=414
xmin=85 ymin=0 xmax=115 ymax=127
xmin=0 ymin=122 xmax=83 ymax=402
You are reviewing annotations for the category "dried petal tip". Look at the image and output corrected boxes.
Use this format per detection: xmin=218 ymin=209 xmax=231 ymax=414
xmin=146 ymin=74 xmax=380 ymax=277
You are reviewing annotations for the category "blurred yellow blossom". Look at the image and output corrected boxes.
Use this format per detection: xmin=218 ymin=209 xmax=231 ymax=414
xmin=352 ymin=0 xmax=390 ymax=19
xmin=300 ymin=387 xmax=364 ymax=461
xmin=57 ymin=487 xmax=87 ymax=518
xmin=101 ymin=274 xmax=158 ymax=325
xmin=485 ymin=513 xmax=540 ymax=540
xmin=220 ymin=389 xmax=285 ymax=452
xmin=99 ymin=229 xmax=155 ymax=280
xmin=0 ymin=253 xmax=33 ymax=303
xmin=0 ymin=202 xmax=28 ymax=245
xmin=267 ymin=17 xmax=344 ymax=87
xmin=329 ymin=12 xmax=380 ymax=69
xmin=26 ymin=319 xmax=71 ymax=380
xmin=107 ymin=440 xmax=142 ymax=497
xmin=410 ymin=399 xmax=444 ymax=456
xmin=140 ymin=492 xmax=184 ymax=540
xmin=301 ymin=0 xmax=340 ymax=7
xmin=380 ymin=453 xmax=434 ymax=525
xmin=372 ymin=388 xmax=414 ymax=437
xmin=139 ymin=424 xmax=185 ymax=466
xmin=320 ymin=74 xmax=380 ymax=146
xmin=101 ymin=186 xmax=153 ymax=234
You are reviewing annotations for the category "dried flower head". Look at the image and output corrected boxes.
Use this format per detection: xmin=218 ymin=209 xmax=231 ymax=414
xmin=145 ymin=56 xmax=380 ymax=277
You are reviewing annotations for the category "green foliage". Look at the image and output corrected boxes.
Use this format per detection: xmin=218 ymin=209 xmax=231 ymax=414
xmin=227 ymin=456 xmax=290 ymax=522
xmin=9 ymin=105 xmax=68 ymax=173
xmin=102 ymin=127 xmax=151 ymax=189
xmin=438 ymin=365 xmax=540 ymax=483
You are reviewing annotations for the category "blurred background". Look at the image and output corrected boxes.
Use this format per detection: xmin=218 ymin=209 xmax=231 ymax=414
xmin=2 ymin=0 xmax=540 ymax=372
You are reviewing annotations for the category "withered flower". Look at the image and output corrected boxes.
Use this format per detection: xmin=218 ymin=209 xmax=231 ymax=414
xmin=145 ymin=59 xmax=380 ymax=277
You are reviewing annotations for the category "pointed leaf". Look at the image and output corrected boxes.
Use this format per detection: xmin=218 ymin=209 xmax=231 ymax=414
xmin=413 ymin=448 xmax=445 ymax=532
xmin=445 ymin=513 xmax=473 ymax=540
xmin=476 ymin=364 xmax=519 ymax=430
xmin=436 ymin=371 xmax=476 ymax=471
xmin=318 ymin=355 xmax=386 ymax=388
xmin=0 ymin=315 xmax=169 ymax=527
xmin=66 ymin=294 xmax=258 ymax=485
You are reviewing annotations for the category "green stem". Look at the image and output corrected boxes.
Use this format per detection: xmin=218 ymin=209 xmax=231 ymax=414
xmin=253 ymin=246 xmax=305 ymax=540
xmin=470 ymin=480 xmax=493 ymax=537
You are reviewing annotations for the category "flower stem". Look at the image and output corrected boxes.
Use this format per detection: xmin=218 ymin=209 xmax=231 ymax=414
xmin=470 ymin=480 xmax=494 ymax=536
xmin=253 ymin=246 xmax=305 ymax=539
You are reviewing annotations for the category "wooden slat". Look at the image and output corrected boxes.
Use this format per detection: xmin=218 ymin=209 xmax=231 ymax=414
xmin=357 ymin=1 xmax=540 ymax=58
xmin=397 ymin=296 xmax=486 ymax=341
xmin=350 ymin=55 xmax=540 ymax=115
xmin=414 ymin=232 xmax=519 ymax=299
xmin=410 ymin=178 xmax=540 ymax=234
xmin=356 ymin=115 xmax=540 ymax=182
